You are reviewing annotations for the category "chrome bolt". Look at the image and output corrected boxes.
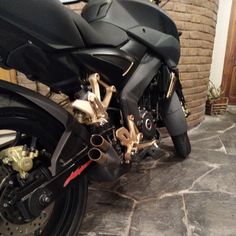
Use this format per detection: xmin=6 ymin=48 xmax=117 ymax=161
xmin=153 ymin=142 xmax=159 ymax=149
xmin=40 ymin=193 xmax=51 ymax=205
xmin=44 ymin=196 xmax=51 ymax=203
xmin=8 ymin=200 xmax=13 ymax=205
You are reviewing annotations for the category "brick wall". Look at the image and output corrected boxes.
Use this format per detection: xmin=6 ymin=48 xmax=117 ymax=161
xmin=17 ymin=0 xmax=219 ymax=128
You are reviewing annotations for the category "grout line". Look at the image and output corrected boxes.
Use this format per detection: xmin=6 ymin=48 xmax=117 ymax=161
xmin=123 ymin=202 xmax=136 ymax=236
xmin=218 ymin=136 xmax=227 ymax=154
xmin=182 ymin=194 xmax=192 ymax=236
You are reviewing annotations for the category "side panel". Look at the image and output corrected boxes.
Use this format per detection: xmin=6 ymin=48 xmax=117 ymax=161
xmin=128 ymin=26 xmax=180 ymax=67
xmin=74 ymin=48 xmax=137 ymax=90
xmin=6 ymin=43 xmax=81 ymax=95
xmin=82 ymin=0 xmax=180 ymax=67
xmin=0 ymin=0 xmax=88 ymax=95
xmin=121 ymin=53 xmax=162 ymax=123
xmin=0 ymin=0 xmax=84 ymax=50
xmin=120 ymin=39 xmax=147 ymax=62
xmin=82 ymin=0 xmax=179 ymax=39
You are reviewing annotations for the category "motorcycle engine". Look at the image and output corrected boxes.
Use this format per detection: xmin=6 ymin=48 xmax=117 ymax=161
xmin=138 ymin=74 xmax=160 ymax=141
xmin=139 ymin=108 xmax=157 ymax=140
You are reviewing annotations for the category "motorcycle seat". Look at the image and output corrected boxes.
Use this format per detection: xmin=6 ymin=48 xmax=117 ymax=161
xmin=0 ymin=0 xmax=128 ymax=53
xmin=68 ymin=9 xmax=128 ymax=48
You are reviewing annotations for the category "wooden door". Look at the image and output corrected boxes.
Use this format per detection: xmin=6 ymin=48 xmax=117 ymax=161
xmin=0 ymin=69 xmax=16 ymax=83
xmin=222 ymin=0 xmax=236 ymax=104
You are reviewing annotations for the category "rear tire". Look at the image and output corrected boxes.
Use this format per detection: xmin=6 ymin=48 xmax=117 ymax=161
xmin=171 ymin=132 xmax=191 ymax=158
xmin=0 ymin=96 xmax=88 ymax=236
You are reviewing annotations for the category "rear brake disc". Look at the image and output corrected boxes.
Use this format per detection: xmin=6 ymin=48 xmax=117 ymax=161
xmin=0 ymin=165 xmax=53 ymax=236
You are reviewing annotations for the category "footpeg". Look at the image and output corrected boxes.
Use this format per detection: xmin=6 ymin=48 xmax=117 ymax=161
xmin=116 ymin=115 xmax=158 ymax=161
xmin=72 ymin=73 xmax=116 ymax=125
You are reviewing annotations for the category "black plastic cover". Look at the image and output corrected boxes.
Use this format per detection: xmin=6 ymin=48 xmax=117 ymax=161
xmin=6 ymin=43 xmax=82 ymax=95
xmin=83 ymin=0 xmax=179 ymax=39
xmin=0 ymin=0 xmax=128 ymax=52
xmin=0 ymin=80 xmax=70 ymax=127
xmin=0 ymin=0 xmax=129 ymax=94
xmin=74 ymin=48 xmax=136 ymax=90
xmin=82 ymin=0 xmax=180 ymax=67
xmin=128 ymin=26 xmax=180 ymax=67
xmin=160 ymin=92 xmax=188 ymax=136
xmin=0 ymin=0 xmax=86 ymax=50
xmin=121 ymin=53 xmax=162 ymax=123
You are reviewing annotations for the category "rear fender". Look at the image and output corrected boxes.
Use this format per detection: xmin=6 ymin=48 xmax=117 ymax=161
xmin=0 ymin=80 xmax=90 ymax=175
xmin=0 ymin=80 xmax=70 ymax=126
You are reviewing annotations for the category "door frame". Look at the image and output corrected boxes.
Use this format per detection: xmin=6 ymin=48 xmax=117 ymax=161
xmin=222 ymin=0 xmax=236 ymax=104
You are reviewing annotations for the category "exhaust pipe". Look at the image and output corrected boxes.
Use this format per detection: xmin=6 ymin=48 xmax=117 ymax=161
xmin=89 ymin=135 xmax=120 ymax=168
xmin=88 ymin=148 xmax=109 ymax=166
xmin=88 ymin=134 xmax=131 ymax=182
xmin=90 ymin=134 xmax=110 ymax=152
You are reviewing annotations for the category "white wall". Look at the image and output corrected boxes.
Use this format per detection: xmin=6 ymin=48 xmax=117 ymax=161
xmin=210 ymin=0 xmax=233 ymax=88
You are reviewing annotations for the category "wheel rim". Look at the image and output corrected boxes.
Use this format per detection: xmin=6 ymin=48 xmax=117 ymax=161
xmin=0 ymin=130 xmax=55 ymax=236
xmin=0 ymin=111 xmax=87 ymax=236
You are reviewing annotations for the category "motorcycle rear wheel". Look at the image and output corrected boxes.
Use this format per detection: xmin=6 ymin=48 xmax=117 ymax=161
xmin=0 ymin=106 xmax=87 ymax=236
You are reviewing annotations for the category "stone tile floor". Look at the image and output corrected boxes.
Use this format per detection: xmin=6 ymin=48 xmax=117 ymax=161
xmin=80 ymin=112 xmax=236 ymax=236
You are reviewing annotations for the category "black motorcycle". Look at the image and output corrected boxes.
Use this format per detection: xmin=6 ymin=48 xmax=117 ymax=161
xmin=0 ymin=0 xmax=191 ymax=235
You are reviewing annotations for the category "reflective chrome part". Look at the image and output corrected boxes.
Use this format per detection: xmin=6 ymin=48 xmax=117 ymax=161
xmin=166 ymin=72 xmax=177 ymax=99
xmin=0 ymin=146 xmax=39 ymax=179
xmin=73 ymin=73 xmax=116 ymax=125
xmin=145 ymin=118 xmax=152 ymax=131
xmin=122 ymin=61 xmax=134 ymax=76
xmin=182 ymin=103 xmax=191 ymax=118
xmin=116 ymin=115 xmax=157 ymax=161
xmin=60 ymin=0 xmax=79 ymax=4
